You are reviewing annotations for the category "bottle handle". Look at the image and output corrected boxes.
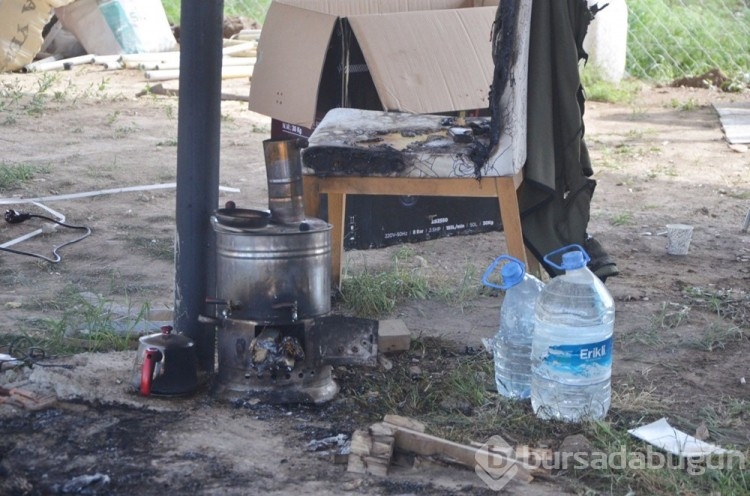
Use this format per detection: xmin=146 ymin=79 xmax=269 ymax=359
xmin=482 ymin=255 xmax=524 ymax=290
xmin=543 ymin=244 xmax=590 ymax=271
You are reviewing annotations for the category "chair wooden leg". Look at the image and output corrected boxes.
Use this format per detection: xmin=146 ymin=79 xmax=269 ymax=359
xmin=494 ymin=177 xmax=526 ymax=266
xmin=327 ymin=192 xmax=346 ymax=289
xmin=302 ymin=175 xmax=321 ymax=218
xmin=525 ymin=248 xmax=544 ymax=279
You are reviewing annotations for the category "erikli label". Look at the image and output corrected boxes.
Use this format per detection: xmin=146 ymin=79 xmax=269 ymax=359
xmin=543 ymin=337 xmax=613 ymax=373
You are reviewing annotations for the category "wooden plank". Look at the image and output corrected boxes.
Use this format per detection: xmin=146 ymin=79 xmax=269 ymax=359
xmin=313 ymin=176 xmax=501 ymax=197
xmin=383 ymin=414 xmax=426 ymax=432
xmin=392 ymin=427 xmax=533 ymax=483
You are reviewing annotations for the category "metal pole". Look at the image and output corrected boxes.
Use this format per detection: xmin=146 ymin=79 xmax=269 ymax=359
xmin=174 ymin=0 xmax=224 ymax=372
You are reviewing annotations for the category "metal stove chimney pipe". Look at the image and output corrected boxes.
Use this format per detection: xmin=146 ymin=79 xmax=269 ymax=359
xmin=174 ymin=0 xmax=224 ymax=373
xmin=263 ymin=138 xmax=306 ymax=225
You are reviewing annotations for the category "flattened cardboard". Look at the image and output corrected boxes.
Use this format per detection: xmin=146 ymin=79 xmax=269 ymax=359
xmin=249 ymin=0 xmax=497 ymax=129
xmin=248 ymin=1 xmax=337 ymax=126
xmin=347 ymin=7 xmax=495 ymax=114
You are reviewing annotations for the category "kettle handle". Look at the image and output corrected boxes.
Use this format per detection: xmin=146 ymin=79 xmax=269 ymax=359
xmin=140 ymin=347 xmax=164 ymax=396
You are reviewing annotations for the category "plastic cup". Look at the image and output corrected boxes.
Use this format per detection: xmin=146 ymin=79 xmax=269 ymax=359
xmin=666 ymin=224 xmax=694 ymax=255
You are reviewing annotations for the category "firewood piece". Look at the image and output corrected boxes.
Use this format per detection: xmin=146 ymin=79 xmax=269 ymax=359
xmin=368 ymin=422 xmax=397 ymax=437
xmin=392 ymin=427 xmax=533 ymax=483
xmin=378 ymin=319 xmax=411 ymax=352
xmin=363 ymin=456 xmax=390 ymax=477
xmin=383 ymin=414 xmax=426 ymax=432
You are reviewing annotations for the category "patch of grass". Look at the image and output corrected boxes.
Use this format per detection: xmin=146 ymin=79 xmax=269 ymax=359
xmin=0 ymin=73 xmax=64 ymax=118
xmin=126 ymin=236 xmax=175 ymax=261
xmin=105 ymin=110 xmax=121 ymax=126
xmin=669 ymin=98 xmax=700 ymax=111
xmin=343 ymin=336 xmax=581 ymax=443
xmin=627 ymin=0 xmax=750 ymax=83
xmin=683 ymin=286 xmax=750 ymax=328
xmin=251 ymin=123 xmax=271 ymax=134
xmin=0 ymin=162 xmax=50 ymax=190
xmin=340 ymin=247 xmax=485 ymax=317
xmin=610 ymin=381 xmax=667 ymax=415
xmin=3 ymin=290 xmax=149 ymax=355
xmin=653 ymin=301 xmax=691 ymax=330
xmin=163 ymin=103 xmax=176 ymax=120
xmin=342 ymin=334 xmax=750 ymax=494
xmin=340 ymin=248 xmax=429 ymax=318
xmin=584 ymin=420 xmax=749 ymax=496
xmin=114 ymin=123 xmax=140 ymax=138
xmin=690 ymin=323 xmax=745 ymax=352
xmin=610 ymin=212 xmax=634 ymax=226
xmin=580 ymin=69 xmax=641 ymax=104
xmin=162 ymin=0 xmax=272 ymax=26
xmin=618 ymin=325 xmax=665 ymax=349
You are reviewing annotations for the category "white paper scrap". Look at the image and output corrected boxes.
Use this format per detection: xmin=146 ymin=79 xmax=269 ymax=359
xmin=628 ymin=418 xmax=738 ymax=457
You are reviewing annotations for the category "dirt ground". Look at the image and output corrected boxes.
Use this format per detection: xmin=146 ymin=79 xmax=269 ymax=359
xmin=0 ymin=67 xmax=749 ymax=495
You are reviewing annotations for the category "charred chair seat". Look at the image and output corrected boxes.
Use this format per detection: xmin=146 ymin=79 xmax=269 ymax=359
xmin=300 ymin=108 xmax=537 ymax=288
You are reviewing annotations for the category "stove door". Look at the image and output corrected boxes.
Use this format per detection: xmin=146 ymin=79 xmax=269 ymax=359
xmin=307 ymin=315 xmax=378 ymax=367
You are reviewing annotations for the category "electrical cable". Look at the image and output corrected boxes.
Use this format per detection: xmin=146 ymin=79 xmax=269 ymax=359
xmin=3 ymin=336 xmax=75 ymax=370
xmin=1 ymin=208 xmax=92 ymax=263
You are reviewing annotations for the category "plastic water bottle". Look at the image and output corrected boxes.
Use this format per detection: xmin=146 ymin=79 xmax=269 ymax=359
xmin=530 ymin=245 xmax=615 ymax=422
xmin=482 ymin=255 xmax=544 ymax=399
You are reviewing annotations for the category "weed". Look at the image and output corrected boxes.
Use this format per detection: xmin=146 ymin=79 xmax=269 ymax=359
xmin=669 ymin=98 xmax=700 ymax=111
xmin=691 ymin=323 xmax=745 ymax=352
xmin=106 ymin=110 xmax=121 ymax=126
xmin=6 ymin=290 xmax=151 ymax=354
xmin=163 ymin=104 xmax=175 ymax=120
xmin=610 ymin=212 xmax=634 ymax=226
xmin=580 ymin=69 xmax=641 ymax=104
xmin=114 ymin=123 xmax=139 ymax=138
xmin=157 ymin=139 xmax=179 ymax=147
xmin=34 ymin=72 xmax=58 ymax=94
xmin=619 ymin=325 xmax=665 ymax=348
xmin=97 ymin=77 xmax=110 ymax=93
xmin=683 ymin=286 xmax=750 ymax=327
xmin=0 ymin=162 xmax=50 ymax=190
xmin=340 ymin=261 xmax=429 ymax=318
xmin=653 ymin=301 xmax=691 ymax=330
xmin=251 ymin=123 xmax=271 ymax=134
xmin=126 ymin=236 xmax=175 ymax=261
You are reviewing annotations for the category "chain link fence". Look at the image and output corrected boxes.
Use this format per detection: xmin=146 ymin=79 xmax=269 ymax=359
xmin=220 ymin=0 xmax=750 ymax=84
xmin=627 ymin=0 xmax=750 ymax=84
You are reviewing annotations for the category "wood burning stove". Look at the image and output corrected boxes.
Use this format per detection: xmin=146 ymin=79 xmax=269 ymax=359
xmin=202 ymin=138 xmax=377 ymax=404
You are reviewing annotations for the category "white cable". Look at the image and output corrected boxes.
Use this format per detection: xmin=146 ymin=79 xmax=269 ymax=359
xmin=0 ymin=182 xmax=240 ymax=205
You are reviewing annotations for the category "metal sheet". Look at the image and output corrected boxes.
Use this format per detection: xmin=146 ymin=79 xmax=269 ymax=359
xmin=309 ymin=315 xmax=378 ymax=367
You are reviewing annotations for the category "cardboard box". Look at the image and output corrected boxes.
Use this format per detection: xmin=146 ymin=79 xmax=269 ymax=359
xmin=249 ymin=0 xmax=500 ymax=132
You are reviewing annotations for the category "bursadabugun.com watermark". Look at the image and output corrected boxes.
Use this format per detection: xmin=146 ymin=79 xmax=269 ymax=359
xmin=475 ymin=434 xmax=746 ymax=491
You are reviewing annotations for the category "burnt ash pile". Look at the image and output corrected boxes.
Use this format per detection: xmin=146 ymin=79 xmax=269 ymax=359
xmin=0 ymin=404 xmax=253 ymax=496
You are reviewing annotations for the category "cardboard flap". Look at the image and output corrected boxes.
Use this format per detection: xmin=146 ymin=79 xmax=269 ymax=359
xmin=348 ymin=7 xmax=495 ymax=114
xmin=248 ymin=2 xmax=337 ymax=127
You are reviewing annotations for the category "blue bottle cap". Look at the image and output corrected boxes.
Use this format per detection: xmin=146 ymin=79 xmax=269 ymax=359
xmin=561 ymin=251 xmax=586 ymax=270
xmin=501 ymin=260 xmax=524 ymax=287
